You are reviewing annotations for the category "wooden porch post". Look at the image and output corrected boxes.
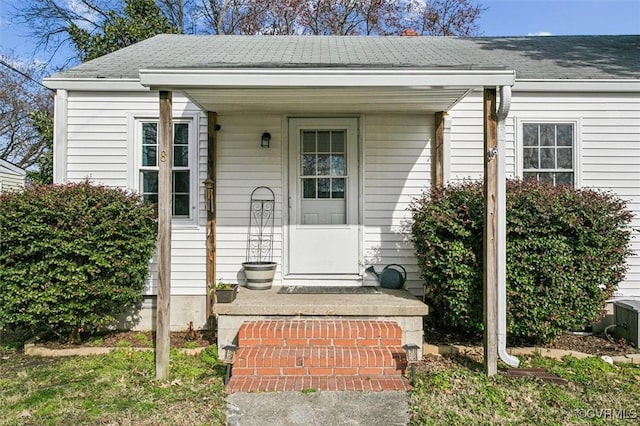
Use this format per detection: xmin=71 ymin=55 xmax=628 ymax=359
xmin=434 ymin=112 xmax=447 ymax=186
xmin=483 ymin=88 xmax=498 ymax=377
xmin=205 ymin=112 xmax=218 ymax=322
xmin=156 ymin=90 xmax=172 ymax=381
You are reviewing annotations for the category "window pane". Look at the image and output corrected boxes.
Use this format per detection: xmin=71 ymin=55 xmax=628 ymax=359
xmin=557 ymin=148 xmax=573 ymax=169
xmin=143 ymin=193 xmax=158 ymax=206
xmin=318 ymin=178 xmax=330 ymax=198
xmin=143 ymin=123 xmax=157 ymax=145
xmin=540 ymin=125 xmax=555 ymax=146
xmin=142 ymin=171 xmax=158 ymax=193
xmin=302 ymin=132 xmax=315 ymax=153
xmin=331 ymin=154 xmax=346 ymax=176
xmin=142 ymin=146 xmax=157 ymax=167
xmin=523 ymin=124 xmax=538 ymax=146
xmin=332 ymin=178 xmax=345 ymax=199
xmin=332 ymin=131 xmax=345 ymax=153
xmin=555 ymin=172 xmax=574 ymax=186
xmin=174 ymin=123 xmax=189 ymax=145
xmin=557 ymin=124 xmax=573 ymax=146
xmin=173 ymin=194 xmax=190 ymax=216
xmin=317 ymin=154 xmax=330 ymax=175
xmin=317 ymin=131 xmax=330 ymax=152
xmin=174 ymin=146 xmax=189 ymax=167
xmin=523 ymin=172 xmax=538 ymax=182
xmin=538 ymin=172 xmax=554 ymax=184
xmin=540 ymin=148 xmax=555 ymax=169
xmin=173 ymin=171 xmax=190 ymax=193
xmin=523 ymin=148 xmax=538 ymax=169
xmin=302 ymin=154 xmax=316 ymax=176
xmin=303 ymin=179 xmax=316 ymax=198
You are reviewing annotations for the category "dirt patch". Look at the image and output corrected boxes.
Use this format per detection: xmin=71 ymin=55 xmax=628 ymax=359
xmin=34 ymin=329 xmax=215 ymax=350
xmin=425 ymin=325 xmax=639 ymax=357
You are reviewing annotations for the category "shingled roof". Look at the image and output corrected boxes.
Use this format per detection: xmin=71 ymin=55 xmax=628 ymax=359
xmin=51 ymin=34 xmax=640 ymax=81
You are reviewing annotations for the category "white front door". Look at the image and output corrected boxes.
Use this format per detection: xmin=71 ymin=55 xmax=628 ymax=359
xmin=288 ymin=118 xmax=360 ymax=275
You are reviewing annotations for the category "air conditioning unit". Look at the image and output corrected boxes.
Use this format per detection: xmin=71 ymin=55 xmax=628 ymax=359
xmin=614 ymin=300 xmax=640 ymax=347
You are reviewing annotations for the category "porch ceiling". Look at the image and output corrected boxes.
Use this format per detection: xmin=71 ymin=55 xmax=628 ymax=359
xmin=183 ymin=87 xmax=472 ymax=113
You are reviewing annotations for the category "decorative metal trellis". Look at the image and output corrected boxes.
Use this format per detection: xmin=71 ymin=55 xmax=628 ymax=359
xmin=245 ymin=186 xmax=275 ymax=264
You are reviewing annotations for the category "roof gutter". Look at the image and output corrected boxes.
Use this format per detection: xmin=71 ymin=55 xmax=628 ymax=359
xmin=138 ymin=68 xmax=516 ymax=90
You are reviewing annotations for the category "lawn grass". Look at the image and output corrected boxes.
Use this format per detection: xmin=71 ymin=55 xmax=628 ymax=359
xmin=0 ymin=345 xmax=227 ymax=425
xmin=410 ymin=353 xmax=640 ymax=425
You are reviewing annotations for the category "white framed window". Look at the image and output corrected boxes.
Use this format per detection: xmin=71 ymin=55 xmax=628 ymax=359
xmin=518 ymin=120 xmax=580 ymax=187
xmin=132 ymin=116 xmax=198 ymax=225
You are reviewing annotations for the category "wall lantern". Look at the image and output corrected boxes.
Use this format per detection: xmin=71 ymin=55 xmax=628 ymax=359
xmin=261 ymin=132 xmax=271 ymax=148
xmin=402 ymin=343 xmax=420 ymax=384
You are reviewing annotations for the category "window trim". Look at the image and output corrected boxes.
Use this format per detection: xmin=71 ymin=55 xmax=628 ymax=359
xmin=515 ymin=118 xmax=581 ymax=188
xmin=128 ymin=112 xmax=199 ymax=226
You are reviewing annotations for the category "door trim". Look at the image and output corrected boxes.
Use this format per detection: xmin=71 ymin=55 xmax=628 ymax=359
xmin=282 ymin=116 xmax=363 ymax=280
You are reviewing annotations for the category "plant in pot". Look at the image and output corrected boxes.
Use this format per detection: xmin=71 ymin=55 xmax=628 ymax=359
xmin=211 ymin=280 xmax=238 ymax=303
xmin=242 ymin=186 xmax=277 ymax=290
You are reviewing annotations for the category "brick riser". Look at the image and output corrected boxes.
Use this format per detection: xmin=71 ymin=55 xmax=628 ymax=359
xmin=226 ymin=320 xmax=410 ymax=393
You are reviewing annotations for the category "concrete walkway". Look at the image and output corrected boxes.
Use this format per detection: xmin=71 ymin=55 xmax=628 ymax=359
xmin=226 ymin=391 xmax=410 ymax=426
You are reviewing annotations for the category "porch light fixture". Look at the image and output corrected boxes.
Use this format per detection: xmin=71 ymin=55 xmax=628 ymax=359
xmin=222 ymin=344 xmax=237 ymax=385
xmin=402 ymin=343 xmax=420 ymax=385
xmin=261 ymin=132 xmax=271 ymax=148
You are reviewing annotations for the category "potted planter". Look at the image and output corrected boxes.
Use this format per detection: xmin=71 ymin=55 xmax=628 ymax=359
xmin=212 ymin=282 xmax=238 ymax=303
xmin=242 ymin=261 xmax=277 ymax=290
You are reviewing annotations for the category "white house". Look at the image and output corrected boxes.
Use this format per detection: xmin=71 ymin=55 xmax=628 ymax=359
xmin=0 ymin=158 xmax=26 ymax=193
xmin=43 ymin=35 xmax=640 ymax=330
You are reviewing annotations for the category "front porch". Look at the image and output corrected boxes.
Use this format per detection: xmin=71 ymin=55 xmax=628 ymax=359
xmin=213 ymin=286 xmax=429 ymax=392
xmin=213 ymin=286 xmax=429 ymax=355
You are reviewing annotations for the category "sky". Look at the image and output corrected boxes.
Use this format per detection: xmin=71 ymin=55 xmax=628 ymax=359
xmin=0 ymin=0 xmax=639 ymax=73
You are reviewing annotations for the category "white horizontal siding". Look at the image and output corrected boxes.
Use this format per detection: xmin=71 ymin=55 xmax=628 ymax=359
xmin=449 ymin=91 xmax=640 ymax=298
xmin=363 ymin=114 xmax=432 ymax=295
xmin=65 ymin=91 xmax=207 ymax=296
xmin=214 ymin=113 xmax=284 ymax=285
xmin=0 ymin=172 xmax=25 ymax=192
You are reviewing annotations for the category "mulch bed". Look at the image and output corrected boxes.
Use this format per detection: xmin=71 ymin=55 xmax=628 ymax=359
xmin=35 ymin=330 xmax=215 ymax=350
xmin=425 ymin=325 xmax=639 ymax=357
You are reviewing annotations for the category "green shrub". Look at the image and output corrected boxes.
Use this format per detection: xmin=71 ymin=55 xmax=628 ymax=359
xmin=410 ymin=179 xmax=633 ymax=343
xmin=0 ymin=181 xmax=157 ymax=342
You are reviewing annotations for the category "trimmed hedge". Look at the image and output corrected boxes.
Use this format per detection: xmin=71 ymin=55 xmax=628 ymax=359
xmin=410 ymin=179 xmax=633 ymax=343
xmin=0 ymin=181 xmax=157 ymax=341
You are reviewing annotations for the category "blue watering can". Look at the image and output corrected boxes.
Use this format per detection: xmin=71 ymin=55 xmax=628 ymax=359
xmin=365 ymin=264 xmax=407 ymax=289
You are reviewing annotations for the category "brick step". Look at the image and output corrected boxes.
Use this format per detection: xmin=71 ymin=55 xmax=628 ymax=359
xmin=232 ymin=346 xmax=406 ymax=376
xmin=226 ymin=375 xmax=411 ymax=393
xmin=237 ymin=319 xmax=402 ymax=347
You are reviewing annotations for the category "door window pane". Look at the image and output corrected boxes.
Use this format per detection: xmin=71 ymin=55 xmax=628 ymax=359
xmin=302 ymin=131 xmax=316 ymax=153
xmin=332 ymin=178 xmax=345 ymax=198
xmin=318 ymin=178 xmax=330 ymax=198
xmin=317 ymin=131 xmax=331 ymax=152
xmin=302 ymin=154 xmax=316 ymax=176
xmin=332 ymin=131 xmax=345 ymax=153
xmin=331 ymin=154 xmax=346 ymax=176
xmin=317 ymin=154 xmax=330 ymax=175
xmin=303 ymin=179 xmax=316 ymax=198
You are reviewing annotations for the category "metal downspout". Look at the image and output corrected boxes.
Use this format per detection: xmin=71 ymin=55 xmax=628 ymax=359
xmin=496 ymin=85 xmax=519 ymax=368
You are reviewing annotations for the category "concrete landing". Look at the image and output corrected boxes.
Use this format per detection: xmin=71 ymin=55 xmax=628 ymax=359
xmin=212 ymin=286 xmax=429 ymax=317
